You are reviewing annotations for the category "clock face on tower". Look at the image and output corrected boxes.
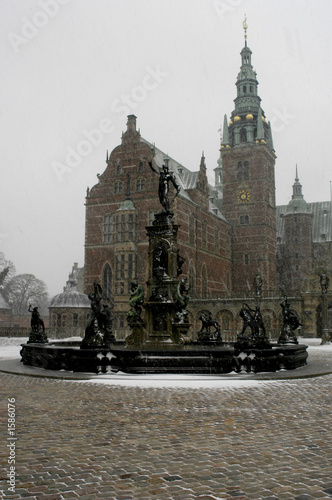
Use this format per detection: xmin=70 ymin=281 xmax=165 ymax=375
xmin=237 ymin=189 xmax=250 ymax=203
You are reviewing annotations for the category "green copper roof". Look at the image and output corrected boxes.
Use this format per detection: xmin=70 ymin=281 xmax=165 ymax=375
xmin=117 ymin=199 xmax=136 ymax=211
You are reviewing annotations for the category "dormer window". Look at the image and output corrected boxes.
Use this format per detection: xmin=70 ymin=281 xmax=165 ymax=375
xmin=136 ymin=179 xmax=145 ymax=192
xmin=114 ymin=182 xmax=123 ymax=194
xmin=116 ymin=164 xmax=122 ymax=175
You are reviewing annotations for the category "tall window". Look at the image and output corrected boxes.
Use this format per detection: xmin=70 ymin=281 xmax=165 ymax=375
xmin=103 ymin=263 xmax=112 ymax=300
xmin=202 ymin=221 xmax=207 ymax=250
xmin=121 ymin=215 xmax=126 ymax=242
xmin=120 ymin=254 xmax=125 ymax=279
xmin=115 ymin=255 xmax=120 ymax=279
xmin=237 ymin=162 xmax=243 ymax=181
xmin=215 ymin=228 xmax=220 ymax=254
xmin=103 ymin=215 xmax=113 ymax=243
xmin=237 ymin=161 xmax=250 ymax=180
xmin=108 ymin=212 xmax=136 ymax=243
xmin=128 ymin=254 xmax=133 ymax=280
xmin=189 ymin=214 xmax=195 ymax=245
xmin=128 ymin=214 xmax=134 ymax=241
xmin=240 ymin=128 xmax=247 ymax=143
xmin=73 ymin=313 xmax=78 ymax=328
xmin=114 ymin=253 xmax=135 ymax=295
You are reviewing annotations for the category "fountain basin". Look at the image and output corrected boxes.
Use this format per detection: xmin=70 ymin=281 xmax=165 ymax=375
xmin=20 ymin=341 xmax=308 ymax=374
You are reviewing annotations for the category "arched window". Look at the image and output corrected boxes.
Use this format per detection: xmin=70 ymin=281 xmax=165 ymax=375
xmin=222 ymin=316 xmax=229 ymax=330
xmin=189 ymin=214 xmax=196 ymax=245
xmin=103 ymin=263 xmax=112 ymax=300
xmin=73 ymin=313 xmax=78 ymax=328
xmin=189 ymin=262 xmax=195 ymax=294
xmin=202 ymin=221 xmax=207 ymax=250
xmin=237 ymin=162 xmax=243 ymax=181
xmin=240 ymin=128 xmax=247 ymax=143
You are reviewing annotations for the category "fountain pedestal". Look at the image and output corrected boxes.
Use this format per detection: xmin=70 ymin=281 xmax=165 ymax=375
xmin=134 ymin=211 xmax=190 ymax=347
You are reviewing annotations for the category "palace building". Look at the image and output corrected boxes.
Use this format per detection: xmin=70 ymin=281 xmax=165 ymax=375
xmin=82 ymin=29 xmax=332 ymax=339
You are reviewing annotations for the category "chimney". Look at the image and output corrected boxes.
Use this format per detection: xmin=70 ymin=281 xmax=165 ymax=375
xmin=127 ymin=115 xmax=137 ymax=132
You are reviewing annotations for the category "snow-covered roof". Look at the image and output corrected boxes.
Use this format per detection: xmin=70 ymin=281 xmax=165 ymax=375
xmin=50 ymin=282 xmax=90 ymax=309
xmin=0 ymin=291 xmax=11 ymax=310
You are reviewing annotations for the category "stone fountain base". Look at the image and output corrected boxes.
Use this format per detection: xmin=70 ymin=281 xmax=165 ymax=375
xmin=20 ymin=341 xmax=308 ymax=374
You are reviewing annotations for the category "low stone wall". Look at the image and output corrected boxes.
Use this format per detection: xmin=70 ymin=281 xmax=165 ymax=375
xmin=0 ymin=327 xmax=30 ymax=337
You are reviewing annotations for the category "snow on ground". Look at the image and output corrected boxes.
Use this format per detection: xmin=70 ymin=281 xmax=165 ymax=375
xmin=0 ymin=336 xmax=331 ymax=389
xmin=0 ymin=337 xmax=82 ymax=360
xmin=77 ymin=374 xmax=281 ymax=389
xmin=0 ymin=337 xmax=28 ymax=360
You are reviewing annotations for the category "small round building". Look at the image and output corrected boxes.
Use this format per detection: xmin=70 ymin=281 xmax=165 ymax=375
xmin=49 ymin=279 xmax=91 ymax=339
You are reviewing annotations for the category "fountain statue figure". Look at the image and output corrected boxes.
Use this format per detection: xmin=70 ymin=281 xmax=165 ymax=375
xmin=149 ymin=160 xmax=181 ymax=213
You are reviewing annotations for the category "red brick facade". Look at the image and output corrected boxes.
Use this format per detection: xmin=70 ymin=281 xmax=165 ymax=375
xmin=221 ymin=143 xmax=277 ymax=293
xmin=84 ymin=116 xmax=233 ymax=333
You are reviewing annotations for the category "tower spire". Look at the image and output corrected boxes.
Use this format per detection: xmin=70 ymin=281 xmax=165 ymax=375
xmin=221 ymin=114 xmax=230 ymax=147
xmin=243 ymin=14 xmax=248 ymax=46
xmin=223 ymin=19 xmax=275 ymax=150
xmin=286 ymin=165 xmax=310 ymax=213
xmin=292 ymin=166 xmax=304 ymax=200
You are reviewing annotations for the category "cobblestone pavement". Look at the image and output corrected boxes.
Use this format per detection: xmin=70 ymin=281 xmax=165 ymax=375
xmin=1 ymin=372 xmax=332 ymax=500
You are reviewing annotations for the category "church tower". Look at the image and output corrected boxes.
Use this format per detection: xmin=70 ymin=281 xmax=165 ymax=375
xmin=278 ymin=167 xmax=313 ymax=292
xmin=220 ymin=18 xmax=277 ymax=293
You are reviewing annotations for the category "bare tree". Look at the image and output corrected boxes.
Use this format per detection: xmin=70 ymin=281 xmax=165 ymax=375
xmin=3 ymin=274 xmax=49 ymax=316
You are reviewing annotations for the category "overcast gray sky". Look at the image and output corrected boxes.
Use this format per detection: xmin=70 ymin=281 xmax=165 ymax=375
xmin=1 ymin=0 xmax=331 ymax=297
